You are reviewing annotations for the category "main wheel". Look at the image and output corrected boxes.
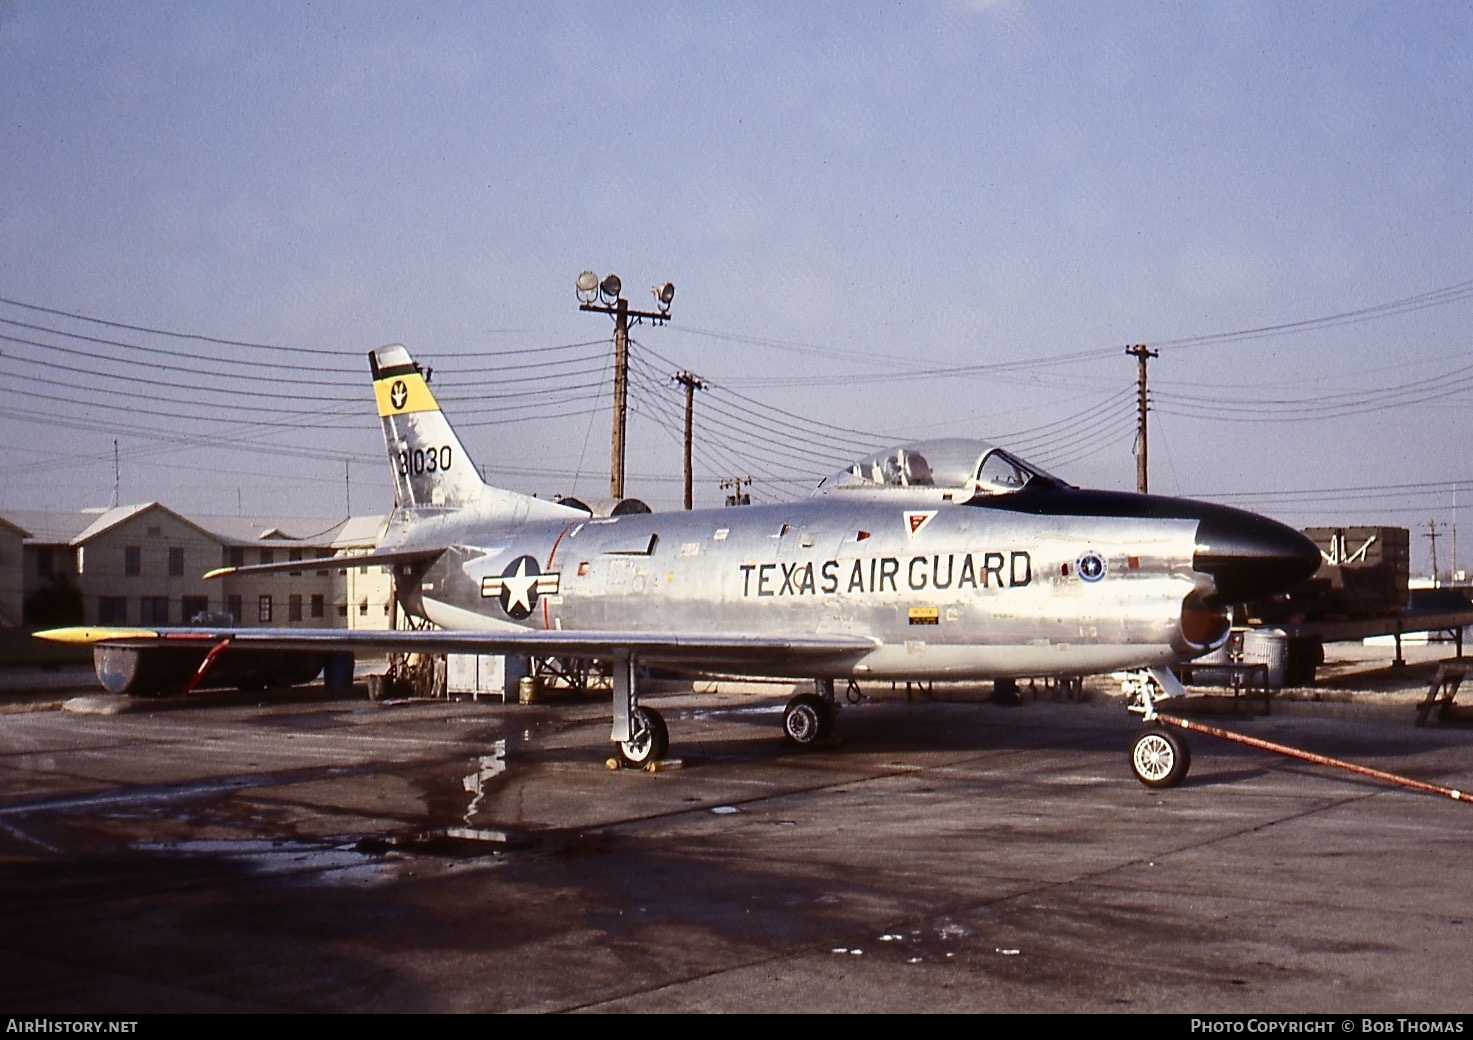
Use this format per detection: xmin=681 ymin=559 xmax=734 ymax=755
xmin=992 ymin=677 xmax=1022 ymax=706
xmin=618 ymin=706 xmax=669 ymax=767
xmin=783 ymin=693 xmax=833 ymax=746
xmin=1130 ymin=725 xmax=1191 ymax=788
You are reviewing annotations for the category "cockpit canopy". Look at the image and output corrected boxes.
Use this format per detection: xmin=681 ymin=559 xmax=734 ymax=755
xmin=816 ymin=438 xmax=1068 ymax=499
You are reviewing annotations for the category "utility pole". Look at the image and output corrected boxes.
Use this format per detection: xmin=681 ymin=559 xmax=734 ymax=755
xmin=721 ymin=476 xmax=751 ymax=507
xmin=610 ymin=295 xmax=630 ymax=499
xmin=672 ymin=371 xmax=707 ymax=509
xmin=576 ymin=272 xmax=674 ymax=500
xmin=1126 ymin=344 xmax=1158 ymax=493
xmin=1453 ymin=488 xmax=1459 ymax=582
xmin=1424 ymin=519 xmax=1442 ymax=586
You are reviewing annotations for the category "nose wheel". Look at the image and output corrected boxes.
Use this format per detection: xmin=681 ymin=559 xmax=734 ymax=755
xmin=1130 ymin=725 xmax=1190 ymax=788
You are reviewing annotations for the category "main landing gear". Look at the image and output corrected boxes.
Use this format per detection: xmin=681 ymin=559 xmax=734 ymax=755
xmin=610 ymin=654 xmax=672 ymax=769
xmin=609 ymin=661 xmax=842 ymax=767
xmin=618 ymin=705 xmax=669 ymax=768
xmin=1124 ymin=667 xmax=1193 ymax=788
xmin=783 ymin=679 xmax=837 ymax=747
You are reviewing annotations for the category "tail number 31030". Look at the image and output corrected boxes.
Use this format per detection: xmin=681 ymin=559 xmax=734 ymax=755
xmin=399 ymin=446 xmax=452 ymax=476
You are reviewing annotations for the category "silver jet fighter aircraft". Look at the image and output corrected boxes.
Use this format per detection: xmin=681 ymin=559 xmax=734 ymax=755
xmin=40 ymin=345 xmax=1320 ymax=787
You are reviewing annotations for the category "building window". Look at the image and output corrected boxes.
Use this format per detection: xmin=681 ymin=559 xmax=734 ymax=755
xmin=359 ymin=598 xmax=369 ymax=616
xmin=337 ymin=603 xmax=348 ymax=618
xmin=125 ymin=546 xmax=141 ymax=576
xmin=316 ymin=550 xmax=332 ymax=576
xmin=140 ymin=597 xmax=169 ymax=625
xmin=98 ymin=596 xmax=127 ymax=624
xmin=289 ymin=548 xmax=303 ymax=576
xmin=226 ymin=595 xmax=242 ymax=624
xmin=229 ymin=547 xmax=245 ymax=568
xmin=288 ymin=594 xmax=302 ymax=622
xmin=181 ymin=596 xmax=209 ymax=623
xmin=310 ymin=594 xmax=325 ymax=619
xmin=258 ymin=595 xmax=272 ymax=623
xmin=260 ymin=549 xmax=274 ymax=566
xmin=168 ymin=547 xmax=184 ymax=577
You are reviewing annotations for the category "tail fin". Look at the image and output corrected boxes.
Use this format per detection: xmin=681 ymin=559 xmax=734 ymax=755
xmin=369 ymin=345 xmax=582 ymax=523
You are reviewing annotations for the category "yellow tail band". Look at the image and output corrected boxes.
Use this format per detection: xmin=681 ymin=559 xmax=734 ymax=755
xmin=373 ymin=369 xmax=440 ymax=417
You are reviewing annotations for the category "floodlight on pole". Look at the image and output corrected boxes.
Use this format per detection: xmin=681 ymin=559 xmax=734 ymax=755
xmin=575 ymin=270 xmax=676 ymax=501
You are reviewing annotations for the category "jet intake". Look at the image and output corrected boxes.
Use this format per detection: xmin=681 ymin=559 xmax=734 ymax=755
xmin=1176 ymin=591 xmax=1232 ymax=655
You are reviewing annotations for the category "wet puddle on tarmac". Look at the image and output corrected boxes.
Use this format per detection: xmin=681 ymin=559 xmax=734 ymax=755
xmin=134 ymin=836 xmax=393 ymax=885
xmin=359 ymin=740 xmax=533 ymax=855
xmin=123 ymin=742 xmax=532 ymax=872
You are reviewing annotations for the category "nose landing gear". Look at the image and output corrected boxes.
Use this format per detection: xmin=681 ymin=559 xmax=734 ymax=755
xmin=1130 ymin=725 xmax=1191 ymax=788
xmin=1123 ymin=667 xmax=1193 ymax=789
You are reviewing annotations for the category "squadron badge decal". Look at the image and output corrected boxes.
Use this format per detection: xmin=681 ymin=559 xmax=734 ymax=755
xmin=481 ymin=555 xmax=561 ymax=619
xmin=1077 ymin=550 xmax=1107 ymax=583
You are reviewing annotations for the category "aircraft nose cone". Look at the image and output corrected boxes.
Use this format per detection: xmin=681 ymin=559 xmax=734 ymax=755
xmin=1192 ymin=505 xmax=1321 ymax=605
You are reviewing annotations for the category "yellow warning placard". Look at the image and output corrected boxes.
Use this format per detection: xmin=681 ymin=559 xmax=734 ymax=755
xmin=907 ymin=606 xmax=940 ymax=626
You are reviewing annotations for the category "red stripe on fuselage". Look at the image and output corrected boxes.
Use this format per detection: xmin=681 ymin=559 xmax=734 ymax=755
xmin=542 ymin=523 xmax=578 ymax=629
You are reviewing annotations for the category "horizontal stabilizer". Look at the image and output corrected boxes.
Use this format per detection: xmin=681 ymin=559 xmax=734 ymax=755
xmin=204 ymin=546 xmax=444 ymax=581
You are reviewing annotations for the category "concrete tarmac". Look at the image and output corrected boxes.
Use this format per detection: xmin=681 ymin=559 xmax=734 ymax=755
xmin=0 ymin=667 xmax=1470 ymax=1014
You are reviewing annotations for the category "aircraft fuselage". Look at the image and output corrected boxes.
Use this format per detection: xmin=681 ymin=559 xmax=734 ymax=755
xmin=402 ymin=491 xmax=1219 ymax=682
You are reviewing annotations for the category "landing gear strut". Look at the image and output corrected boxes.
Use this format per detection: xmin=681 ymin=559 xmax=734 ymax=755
xmin=1124 ymin=666 xmax=1193 ymax=788
xmin=610 ymin=653 xmax=670 ymax=768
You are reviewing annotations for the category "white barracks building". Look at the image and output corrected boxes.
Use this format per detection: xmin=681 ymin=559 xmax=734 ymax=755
xmin=1 ymin=503 xmax=393 ymax=633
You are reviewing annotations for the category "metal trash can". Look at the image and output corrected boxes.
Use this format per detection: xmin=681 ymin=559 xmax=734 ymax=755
xmin=518 ymin=676 xmax=541 ymax=704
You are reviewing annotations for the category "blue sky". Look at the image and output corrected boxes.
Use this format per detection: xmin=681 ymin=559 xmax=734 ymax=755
xmin=2 ymin=1 xmax=1471 ymax=575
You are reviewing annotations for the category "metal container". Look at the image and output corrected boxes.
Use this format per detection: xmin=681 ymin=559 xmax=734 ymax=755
xmin=1241 ymin=627 xmax=1287 ymax=690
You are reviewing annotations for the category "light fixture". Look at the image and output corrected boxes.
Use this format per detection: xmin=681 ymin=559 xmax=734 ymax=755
xmin=576 ymin=270 xmax=599 ymax=303
xmin=599 ymin=273 xmax=622 ymax=302
xmin=651 ymin=282 xmax=675 ymax=313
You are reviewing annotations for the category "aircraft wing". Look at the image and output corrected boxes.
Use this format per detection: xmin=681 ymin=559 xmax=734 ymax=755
xmin=34 ymin=626 xmax=877 ymax=670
